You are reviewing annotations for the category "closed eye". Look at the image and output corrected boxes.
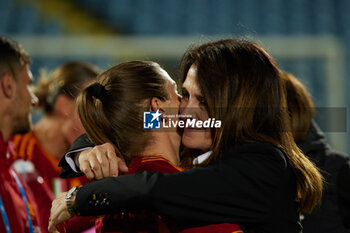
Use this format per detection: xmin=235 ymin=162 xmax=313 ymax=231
xmin=181 ymin=88 xmax=189 ymax=99
xmin=196 ymin=95 xmax=208 ymax=107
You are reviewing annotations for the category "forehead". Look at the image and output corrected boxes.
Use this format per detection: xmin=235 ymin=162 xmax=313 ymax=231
xmin=163 ymin=78 xmax=178 ymax=97
xmin=166 ymin=81 xmax=177 ymax=93
xmin=183 ymin=65 xmax=200 ymax=92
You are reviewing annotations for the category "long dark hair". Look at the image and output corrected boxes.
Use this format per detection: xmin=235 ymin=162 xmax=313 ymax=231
xmin=179 ymin=38 xmax=322 ymax=214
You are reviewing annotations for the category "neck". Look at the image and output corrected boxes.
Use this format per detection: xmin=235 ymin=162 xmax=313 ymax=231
xmin=0 ymin=109 xmax=13 ymax=143
xmin=140 ymin=131 xmax=181 ymax=166
xmin=33 ymin=115 xmax=70 ymax=159
xmin=0 ymin=127 xmax=10 ymax=143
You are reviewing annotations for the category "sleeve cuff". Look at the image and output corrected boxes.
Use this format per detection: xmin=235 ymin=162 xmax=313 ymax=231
xmin=65 ymin=147 xmax=93 ymax=173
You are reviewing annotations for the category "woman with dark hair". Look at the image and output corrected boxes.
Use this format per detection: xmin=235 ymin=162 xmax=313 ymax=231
xmin=49 ymin=39 xmax=323 ymax=233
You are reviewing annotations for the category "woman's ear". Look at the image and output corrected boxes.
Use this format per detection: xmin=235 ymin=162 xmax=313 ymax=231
xmin=150 ymin=97 xmax=168 ymax=120
xmin=150 ymin=97 xmax=161 ymax=112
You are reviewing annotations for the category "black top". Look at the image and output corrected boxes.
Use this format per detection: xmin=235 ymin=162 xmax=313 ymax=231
xmin=338 ymin=160 xmax=350 ymax=229
xmin=297 ymin=122 xmax=350 ymax=232
xmin=62 ymin=140 xmax=301 ymax=233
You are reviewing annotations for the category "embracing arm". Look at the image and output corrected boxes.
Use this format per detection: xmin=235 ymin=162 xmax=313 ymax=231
xmin=74 ymin=143 xmax=292 ymax=227
xmin=59 ymin=134 xmax=128 ymax=180
xmin=59 ymin=134 xmax=94 ymax=178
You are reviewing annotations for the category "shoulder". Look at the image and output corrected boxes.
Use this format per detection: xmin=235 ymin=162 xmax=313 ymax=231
xmin=12 ymin=131 xmax=37 ymax=149
xmin=223 ymin=142 xmax=288 ymax=168
xmin=10 ymin=131 xmax=38 ymax=159
xmin=338 ymin=160 xmax=350 ymax=182
xmin=325 ymin=150 xmax=349 ymax=168
xmin=217 ymin=142 xmax=292 ymax=185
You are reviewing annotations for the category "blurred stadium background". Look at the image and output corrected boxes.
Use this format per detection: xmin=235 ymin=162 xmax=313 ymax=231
xmin=1 ymin=0 xmax=349 ymax=154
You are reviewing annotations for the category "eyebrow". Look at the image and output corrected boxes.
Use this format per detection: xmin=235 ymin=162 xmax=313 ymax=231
xmin=195 ymin=94 xmax=204 ymax=100
xmin=181 ymin=87 xmax=204 ymax=100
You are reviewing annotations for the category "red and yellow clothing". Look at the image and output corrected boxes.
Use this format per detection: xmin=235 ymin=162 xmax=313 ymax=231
xmin=96 ymin=156 xmax=242 ymax=233
xmin=180 ymin=223 xmax=243 ymax=233
xmin=10 ymin=131 xmax=92 ymax=233
xmin=11 ymin=132 xmax=90 ymax=192
xmin=126 ymin=155 xmax=184 ymax=175
xmin=0 ymin=132 xmax=41 ymax=233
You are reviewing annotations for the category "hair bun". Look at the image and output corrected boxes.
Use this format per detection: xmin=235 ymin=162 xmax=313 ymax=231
xmin=88 ymin=82 xmax=107 ymax=100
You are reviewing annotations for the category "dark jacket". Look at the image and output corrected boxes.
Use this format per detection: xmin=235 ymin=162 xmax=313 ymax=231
xmin=338 ymin=160 xmax=350 ymax=229
xmin=59 ymin=134 xmax=93 ymax=178
xmin=297 ymin=122 xmax=350 ymax=233
xmin=60 ymin=139 xmax=302 ymax=233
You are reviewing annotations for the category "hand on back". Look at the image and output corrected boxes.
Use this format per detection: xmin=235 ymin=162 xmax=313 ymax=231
xmin=76 ymin=143 xmax=128 ymax=180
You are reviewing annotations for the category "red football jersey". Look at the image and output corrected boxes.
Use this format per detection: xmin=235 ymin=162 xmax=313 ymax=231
xmin=180 ymin=223 xmax=243 ymax=233
xmin=11 ymin=132 xmax=90 ymax=192
xmin=0 ymin=132 xmax=41 ymax=233
xmin=10 ymin=131 xmax=93 ymax=233
xmin=95 ymin=156 xmax=182 ymax=233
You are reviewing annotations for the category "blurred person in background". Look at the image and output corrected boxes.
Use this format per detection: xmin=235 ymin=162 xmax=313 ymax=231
xmin=338 ymin=159 xmax=350 ymax=229
xmin=50 ymin=39 xmax=323 ymax=233
xmin=0 ymin=36 xmax=41 ymax=233
xmin=282 ymin=72 xmax=350 ymax=233
xmin=10 ymin=61 xmax=99 ymax=233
